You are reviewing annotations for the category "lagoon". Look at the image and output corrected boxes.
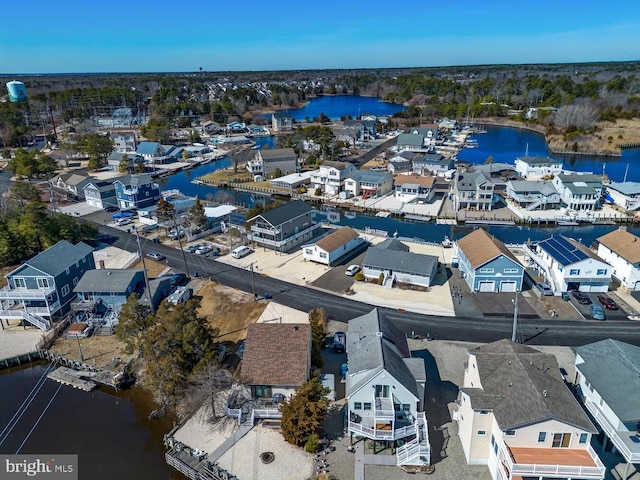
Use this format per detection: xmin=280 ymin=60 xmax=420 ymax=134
xmin=282 ymin=95 xmax=406 ymax=121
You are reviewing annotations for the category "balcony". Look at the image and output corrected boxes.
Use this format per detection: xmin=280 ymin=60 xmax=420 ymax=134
xmin=374 ymin=397 xmax=395 ymax=419
xmin=584 ymin=398 xmax=640 ymax=463
xmin=122 ymin=188 xmax=138 ymax=195
xmin=0 ymin=285 xmax=55 ymax=300
xmin=348 ymin=419 xmax=416 ymax=441
xmin=251 ymin=225 xmax=281 ymax=236
xmin=500 ymin=442 xmax=605 ymax=479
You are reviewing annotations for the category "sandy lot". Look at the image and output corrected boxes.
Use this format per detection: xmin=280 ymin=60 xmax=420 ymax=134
xmin=0 ymin=321 xmax=44 ymax=359
xmin=48 ymin=334 xmax=133 ymax=370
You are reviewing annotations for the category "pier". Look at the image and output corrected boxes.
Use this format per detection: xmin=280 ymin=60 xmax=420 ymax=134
xmin=47 ymin=366 xmax=97 ymax=392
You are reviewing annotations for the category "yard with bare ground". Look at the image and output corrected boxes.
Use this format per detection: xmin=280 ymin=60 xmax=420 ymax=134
xmin=130 ymin=258 xmax=167 ymax=277
xmin=49 ymin=335 xmax=133 ymax=371
xmin=196 ymin=281 xmax=268 ymax=345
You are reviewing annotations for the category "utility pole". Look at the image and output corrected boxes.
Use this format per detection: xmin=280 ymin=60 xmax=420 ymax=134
xmin=250 ymin=261 xmax=257 ymax=300
xmin=75 ymin=333 xmax=84 ymax=361
xmin=172 ymin=212 xmax=190 ymax=277
xmin=511 ymin=292 xmax=519 ymax=343
xmin=134 ymin=227 xmax=155 ymax=314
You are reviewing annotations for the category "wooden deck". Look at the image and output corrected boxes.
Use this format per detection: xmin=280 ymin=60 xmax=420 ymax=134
xmin=509 ymin=446 xmax=597 ymax=467
xmin=47 ymin=367 xmax=97 ymax=392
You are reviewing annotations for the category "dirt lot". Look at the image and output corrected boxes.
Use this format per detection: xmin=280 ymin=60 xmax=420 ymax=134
xmin=130 ymin=258 xmax=167 ymax=277
xmin=196 ymin=281 xmax=268 ymax=345
xmin=49 ymin=335 xmax=133 ymax=371
xmin=547 ymin=118 xmax=640 ymax=155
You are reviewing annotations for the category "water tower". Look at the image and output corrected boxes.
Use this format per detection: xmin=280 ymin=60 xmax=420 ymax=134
xmin=6 ymin=80 xmax=27 ymax=102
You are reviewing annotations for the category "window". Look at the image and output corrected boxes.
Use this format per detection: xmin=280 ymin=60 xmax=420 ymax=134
xmin=538 ymin=432 xmax=547 ymax=443
xmin=579 ymin=433 xmax=588 ymax=444
xmin=354 ymin=402 xmax=362 ymax=410
xmin=402 ymin=404 xmax=410 ymax=412
xmin=504 ymin=430 xmax=516 ymax=437
xmin=305 ymin=249 xmax=313 ymax=255
xmin=375 ymin=385 xmax=390 ymax=398
xmin=552 ymin=433 xmax=571 ymax=448
xmin=477 ymin=430 xmax=487 ymax=436
xmin=597 ymin=269 xmax=607 ymax=275
xmin=569 ymin=269 xmax=580 ymax=275
xmin=479 ymin=410 xmax=489 ymax=415
xmin=65 ymin=268 xmax=70 ymax=275
xmin=14 ymin=278 xmax=26 ymax=288
xmin=61 ymin=285 xmax=70 ymax=296
xmin=73 ymin=277 xmax=78 ymax=286
xmin=504 ymin=268 xmax=519 ymax=274
xmin=319 ymin=252 xmax=327 ymax=259
xmin=37 ymin=278 xmax=50 ymax=289
xmin=479 ymin=268 xmax=494 ymax=273
xmin=363 ymin=403 xmax=372 ymax=411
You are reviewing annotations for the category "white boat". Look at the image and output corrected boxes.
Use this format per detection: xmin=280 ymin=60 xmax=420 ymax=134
xmin=442 ymin=236 xmax=454 ymax=248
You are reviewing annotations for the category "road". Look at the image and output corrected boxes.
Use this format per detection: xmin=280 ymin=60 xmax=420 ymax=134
xmin=98 ymin=224 xmax=640 ymax=347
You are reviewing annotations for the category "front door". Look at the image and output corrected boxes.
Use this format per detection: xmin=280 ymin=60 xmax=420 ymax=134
xmin=552 ymin=433 xmax=571 ymax=448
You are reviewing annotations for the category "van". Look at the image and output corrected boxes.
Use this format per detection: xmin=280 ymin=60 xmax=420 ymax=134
xmin=231 ymin=246 xmax=251 ymax=259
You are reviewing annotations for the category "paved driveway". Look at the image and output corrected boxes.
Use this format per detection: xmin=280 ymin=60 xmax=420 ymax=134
xmin=313 ymin=251 xmax=367 ymax=293
xmin=570 ymin=292 xmax=629 ymax=321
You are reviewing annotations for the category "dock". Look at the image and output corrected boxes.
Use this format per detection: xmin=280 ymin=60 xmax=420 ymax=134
xmin=47 ymin=366 xmax=98 ymax=392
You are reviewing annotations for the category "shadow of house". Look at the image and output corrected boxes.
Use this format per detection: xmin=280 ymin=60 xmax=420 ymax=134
xmin=410 ymin=348 xmax=459 ymax=464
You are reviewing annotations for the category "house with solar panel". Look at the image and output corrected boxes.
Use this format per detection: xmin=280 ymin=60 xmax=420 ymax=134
xmin=346 ymin=308 xmax=430 ymax=468
xmin=524 ymin=235 xmax=612 ymax=293
xmin=455 ymin=229 xmax=524 ymax=293
xmin=453 ymin=339 xmax=605 ymax=480
xmin=574 ymin=339 xmax=640 ymax=478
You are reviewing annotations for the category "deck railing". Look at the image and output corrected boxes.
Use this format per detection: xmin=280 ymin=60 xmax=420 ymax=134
xmin=584 ymin=399 xmax=640 ymax=463
xmin=348 ymin=420 xmax=415 ymax=441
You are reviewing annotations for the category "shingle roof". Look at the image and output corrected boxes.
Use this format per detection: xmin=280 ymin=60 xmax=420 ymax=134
xmin=314 ymin=227 xmax=360 ymax=253
xmin=259 ymin=147 xmax=296 ymax=160
xmin=25 ymin=241 xmax=93 ymax=277
xmin=390 ymin=151 xmax=416 ymax=162
xmin=507 ymin=180 xmax=557 ymax=196
xmin=347 ymin=170 xmax=392 ymax=184
xmin=273 ymin=111 xmax=293 ymax=119
xmin=396 ymin=134 xmax=424 ymax=147
xmin=346 ymin=309 xmax=420 ymax=398
xmin=608 ymin=182 xmax=640 ymax=196
xmin=114 ymin=174 xmax=153 ymax=187
xmin=458 ymin=171 xmax=492 ymax=191
xmin=136 ymin=141 xmax=161 ymax=155
xmin=74 ymin=269 xmax=142 ymax=293
xmin=597 ymin=229 xmax=640 ymax=264
xmin=394 ymin=176 xmax=436 ymax=188
xmin=377 ymin=238 xmax=410 ymax=252
xmin=463 ymin=339 xmax=595 ymax=431
xmin=322 ymin=160 xmax=353 ymax=171
xmin=241 ymin=323 xmax=310 ymax=386
xmin=249 ymin=200 xmax=314 ymax=227
xmin=456 ymin=229 xmax=520 ymax=269
xmin=575 ymin=339 xmax=640 ymax=422
xmin=363 ymin=245 xmax=438 ymax=277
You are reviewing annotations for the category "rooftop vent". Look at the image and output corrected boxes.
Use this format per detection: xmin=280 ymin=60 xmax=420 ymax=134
xmin=543 ymin=389 xmax=548 ymax=397
xmin=375 ymin=332 xmax=383 ymax=337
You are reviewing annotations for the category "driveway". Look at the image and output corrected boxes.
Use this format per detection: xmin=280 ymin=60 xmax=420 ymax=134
xmin=312 ymin=251 xmax=367 ymax=293
xmin=569 ymin=292 xmax=629 ymax=321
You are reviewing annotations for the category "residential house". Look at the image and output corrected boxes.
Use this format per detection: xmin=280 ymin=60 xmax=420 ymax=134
xmin=455 ymin=170 xmax=495 ymax=211
xmin=73 ymin=269 xmax=144 ymax=312
xmin=139 ymin=277 xmax=172 ymax=311
xmin=0 ymin=241 xmax=95 ymax=330
xmin=113 ymin=174 xmax=161 ymax=210
xmin=362 ymin=238 xmax=438 ymax=288
xmin=343 ymin=119 xmax=377 ymax=140
xmin=505 ymin=180 xmax=560 ymax=211
xmin=310 ymin=161 xmax=357 ymax=195
xmin=111 ymin=133 xmax=137 ymax=153
xmin=409 ymin=125 xmax=438 ymax=147
xmin=83 ymin=180 xmax=118 ymax=209
xmin=552 ymin=174 xmax=603 ymax=211
xmin=412 ymin=153 xmax=454 ymax=176
xmin=596 ymin=229 xmax=640 ymax=291
xmin=396 ymin=133 xmax=427 ymax=152
xmin=246 ymin=148 xmax=297 ymax=178
xmin=574 ymin=339 xmax=640 ymax=470
xmin=514 ymin=155 xmax=563 ymax=180
xmin=344 ymin=170 xmax=393 ymax=199
xmin=272 ymin=111 xmax=293 ymax=132
xmin=302 ymin=226 xmax=365 ymax=266
xmin=454 ymin=339 xmax=604 ymax=480
xmin=51 ymin=172 xmax=92 ymax=200
xmin=525 ymin=235 xmax=612 ymax=293
xmin=455 ymin=229 xmax=524 ymax=292
xmin=247 ymin=200 xmax=321 ymax=252
xmin=606 ymin=182 xmax=640 ymax=211
xmin=227 ymin=121 xmax=248 ymax=134
xmin=269 ymin=171 xmax=314 ymax=191
xmin=136 ymin=141 xmax=167 ymax=162
xmin=388 ymin=151 xmax=415 ymax=175
xmin=346 ymin=308 xmax=430 ymax=467
xmin=203 ymin=204 xmax=237 ymax=233
xmin=394 ymin=176 xmax=437 ymax=204
xmin=106 ymin=151 xmax=145 ymax=172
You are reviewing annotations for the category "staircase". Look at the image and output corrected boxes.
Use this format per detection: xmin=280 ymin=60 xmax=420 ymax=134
xmin=396 ymin=412 xmax=430 ymax=466
xmin=95 ymin=324 xmax=115 ymax=336
xmin=23 ymin=312 xmax=51 ymax=331
xmin=526 ymin=198 xmax=545 ymax=211
xmin=382 ymin=274 xmax=395 ymax=288
xmin=522 ymin=243 xmax=559 ymax=294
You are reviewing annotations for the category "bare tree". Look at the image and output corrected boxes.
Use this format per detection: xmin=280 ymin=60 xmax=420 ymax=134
xmin=552 ymin=104 xmax=599 ymax=130
xmin=231 ymin=147 xmax=252 ymax=174
xmin=183 ymin=360 xmax=232 ymax=420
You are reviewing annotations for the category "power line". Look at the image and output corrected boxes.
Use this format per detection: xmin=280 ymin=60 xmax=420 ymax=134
xmin=15 ymin=383 xmax=63 ymax=454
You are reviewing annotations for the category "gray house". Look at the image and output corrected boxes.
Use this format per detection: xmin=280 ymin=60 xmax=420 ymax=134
xmin=412 ymin=153 xmax=453 ymax=175
xmin=247 ymin=148 xmax=298 ymax=178
xmin=505 ymin=180 xmax=560 ymax=211
xmin=73 ymin=269 xmax=144 ymax=311
xmin=0 ymin=241 xmax=95 ymax=330
xmin=362 ymin=239 xmax=439 ymax=288
xmin=83 ymin=180 xmax=119 ymax=209
xmin=247 ymin=200 xmax=321 ymax=252
xmin=455 ymin=170 xmax=495 ymax=211
xmin=272 ymin=112 xmax=293 ymax=132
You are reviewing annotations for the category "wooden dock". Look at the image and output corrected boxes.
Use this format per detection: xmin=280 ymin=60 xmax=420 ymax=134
xmin=47 ymin=367 xmax=98 ymax=392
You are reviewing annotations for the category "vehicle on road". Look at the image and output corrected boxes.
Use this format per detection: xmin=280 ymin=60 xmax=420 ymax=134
xmin=535 ymin=282 xmax=553 ymax=296
xmin=195 ymin=246 xmax=212 ymax=255
xmin=116 ymin=218 xmax=133 ymax=226
xmin=345 ymin=265 xmax=361 ymax=276
xmin=597 ymin=294 xmax=618 ymax=310
xmin=146 ymin=252 xmax=165 ymax=261
xmin=186 ymin=244 xmax=203 ymax=253
xmin=590 ymin=304 xmax=606 ymax=320
xmin=572 ymin=291 xmax=592 ymax=305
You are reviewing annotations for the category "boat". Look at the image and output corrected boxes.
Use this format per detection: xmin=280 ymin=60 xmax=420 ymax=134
xmin=558 ymin=221 xmax=579 ymax=226
xmin=442 ymin=236 xmax=454 ymax=248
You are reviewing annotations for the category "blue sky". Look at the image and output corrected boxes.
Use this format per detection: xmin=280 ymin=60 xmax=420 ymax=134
xmin=1 ymin=0 xmax=638 ymax=73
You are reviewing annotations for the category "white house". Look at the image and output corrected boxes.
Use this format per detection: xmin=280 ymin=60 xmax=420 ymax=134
xmin=524 ymin=235 xmax=612 ymax=293
xmin=505 ymin=180 xmax=560 ymax=211
xmin=552 ymin=173 xmax=603 ymax=211
xmin=388 ymin=151 xmax=415 ymax=175
xmin=596 ymin=229 xmax=640 ymax=291
xmin=310 ymin=161 xmax=357 ymax=195
xmin=514 ymin=155 xmax=563 ymax=180
xmin=394 ymin=176 xmax=437 ymax=204
xmin=606 ymin=182 xmax=640 ymax=211
xmin=574 ymin=339 xmax=640 ymax=474
xmin=454 ymin=339 xmax=604 ymax=480
xmin=346 ymin=308 xmax=430 ymax=467
xmin=344 ymin=170 xmax=393 ymax=199
xmin=301 ymin=226 xmax=365 ymax=266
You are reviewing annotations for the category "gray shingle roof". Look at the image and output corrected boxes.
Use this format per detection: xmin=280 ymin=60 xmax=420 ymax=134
xmin=25 ymin=241 xmax=93 ymax=277
xmin=74 ymin=269 xmax=142 ymax=293
xmin=114 ymin=174 xmax=153 ymax=187
xmin=462 ymin=339 xmax=595 ymax=432
xmin=347 ymin=309 xmax=420 ymax=398
xmin=377 ymin=238 xmax=410 ymax=252
xmin=249 ymin=200 xmax=314 ymax=227
xmin=363 ymin=246 xmax=438 ymax=277
xmin=259 ymin=147 xmax=296 ymax=160
xmin=575 ymin=339 xmax=640 ymax=422
xmin=507 ymin=180 xmax=557 ymax=196
xmin=607 ymin=182 xmax=640 ymax=196
xmin=347 ymin=170 xmax=392 ymax=185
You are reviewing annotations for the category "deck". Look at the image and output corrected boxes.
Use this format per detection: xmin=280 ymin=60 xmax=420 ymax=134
xmin=47 ymin=367 xmax=97 ymax=392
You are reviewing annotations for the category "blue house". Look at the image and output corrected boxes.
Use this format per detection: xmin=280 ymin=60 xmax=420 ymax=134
xmin=73 ymin=269 xmax=144 ymax=312
xmin=113 ymin=174 xmax=161 ymax=210
xmin=455 ymin=229 xmax=524 ymax=292
xmin=0 ymin=241 xmax=95 ymax=330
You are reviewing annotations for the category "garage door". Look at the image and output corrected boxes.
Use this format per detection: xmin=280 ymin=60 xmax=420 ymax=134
xmin=478 ymin=281 xmax=495 ymax=292
xmin=500 ymin=281 xmax=517 ymax=292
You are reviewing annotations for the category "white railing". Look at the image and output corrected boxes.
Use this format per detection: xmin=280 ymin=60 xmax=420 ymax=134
xmin=251 ymin=225 xmax=281 ymax=236
xmin=23 ymin=312 xmax=51 ymax=331
xmin=0 ymin=286 xmax=53 ymax=300
xmin=501 ymin=442 xmax=605 ymax=478
xmin=374 ymin=397 xmax=395 ymax=419
xmin=348 ymin=420 xmax=415 ymax=441
xmin=252 ymin=408 xmax=281 ymax=419
xmin=584 ymin=399 xmax=640 ymax=463
xmin=522 ymin=243 xmax=559 ymax=293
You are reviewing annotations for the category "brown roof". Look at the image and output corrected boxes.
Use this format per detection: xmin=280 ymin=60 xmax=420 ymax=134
xmin=393 ymin=175 xmax=436 ymax=188
xmin=597 ymin=229 xmax=640 ymax=264
xmin=315 ymin=226 xmax=359 ymax=253
xmin=241 ymin=323 xmax=311 ymax=387
xmin=456 ymin=228 xmax=521 ymax=269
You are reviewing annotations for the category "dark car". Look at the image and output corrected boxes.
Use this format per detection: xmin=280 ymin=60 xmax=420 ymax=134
xmin=597 ymin=294 xmax=618 ymax=310
xmin=572 ymin=291 xmax=592 ymax=305
xmin=104 ymin=206 xmax=118 ymax=212
xmin=170 ymin=273 xmax=187 ymax=287
xmin=333 ymin=332 xmax=346 ymax=353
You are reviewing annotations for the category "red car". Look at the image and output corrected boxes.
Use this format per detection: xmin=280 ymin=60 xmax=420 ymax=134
xmin=597 ymin=295 xmax=618 ymax=310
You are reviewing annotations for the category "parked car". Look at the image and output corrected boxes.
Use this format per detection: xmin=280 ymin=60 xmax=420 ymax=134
xmin=186 ymin=244 xmax=203 ymax=253
xmin=104 ymin=206 xmax=118 ymax=212
xmin=116 ymin=218 xmax=133 ymax=226
xmin=597 ymin=294 xmax=618 ymax=310
xmin=535 ymin=283 xmax=553 ymax=296
xmin=170 ymin=273 xmax=187 ymax=287
xmin=333 ymin=331 xmax=346 ymax=353
xmin=146 ymin=251 xmax=165 ymax=261
xmin=195 ymin=246 xmax=212 ymax=255
xmin=168 ymin=229 xmax=186 ymax=239
xmin=231 ymin=246 xmax=252 ymax=259
xmin=590 ymin=304 xmax=606 ymax=320
xmin=345 ymin=265 xmax=361 ymax=276
xmin=572 ymin=291 xmax=592 ymax=305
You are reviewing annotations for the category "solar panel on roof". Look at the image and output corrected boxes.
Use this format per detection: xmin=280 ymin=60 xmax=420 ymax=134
xmin=539 ymin=236 xmax=587 ymax=266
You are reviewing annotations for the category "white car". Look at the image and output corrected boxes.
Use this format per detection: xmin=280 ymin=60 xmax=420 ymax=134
xmin=195 ymin=246 xmax=212 ymax=255
xmin=345 ymin=265 xmax=360 ymax=276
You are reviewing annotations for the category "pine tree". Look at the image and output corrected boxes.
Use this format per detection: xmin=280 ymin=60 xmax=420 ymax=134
xmin=280 ymin=376 xmax=330 ymax=446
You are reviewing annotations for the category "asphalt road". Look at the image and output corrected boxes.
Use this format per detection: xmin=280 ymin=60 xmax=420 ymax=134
xmin=97 ymin=224 xmax=640 ymax=347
